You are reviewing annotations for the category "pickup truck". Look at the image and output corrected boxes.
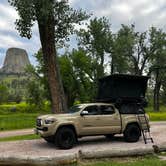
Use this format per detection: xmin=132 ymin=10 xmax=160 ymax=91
xmin=35 ymin=102 xmax=149 ymax=149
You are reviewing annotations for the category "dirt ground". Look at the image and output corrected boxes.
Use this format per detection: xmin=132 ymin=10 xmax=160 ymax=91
xmin=0 ymin=128 xmax=33 ymax=138
xmin=0 ymin=122 xmax=165 ymax=158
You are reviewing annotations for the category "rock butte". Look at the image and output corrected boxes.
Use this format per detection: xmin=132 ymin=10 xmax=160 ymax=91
xmin=0 ymin=48 xmax=30 ymax=74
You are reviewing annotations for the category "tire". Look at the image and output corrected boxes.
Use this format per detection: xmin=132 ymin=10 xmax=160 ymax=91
xmin=55 ymin=127 xmax=76 ymax=149
xmin=124 ymin=124 xmax=141 ymax=142
xmin=44 ymin=136 xmax=54 ymax=143
xmin=105 ymin=134 xmax=114 ymax=139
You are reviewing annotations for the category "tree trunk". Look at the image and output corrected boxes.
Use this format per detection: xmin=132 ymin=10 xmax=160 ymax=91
xmin=153 ymin=68 xmax=161 ymax=112
xmin=37 ymin=15 xmax=67 ymax=113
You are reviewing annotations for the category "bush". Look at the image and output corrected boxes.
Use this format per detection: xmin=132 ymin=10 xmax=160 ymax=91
xmin=0 ymin=102 xmax=50 ymax=115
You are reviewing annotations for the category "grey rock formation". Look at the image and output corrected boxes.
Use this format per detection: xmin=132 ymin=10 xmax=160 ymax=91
xmin=0 ymin=48 xmax=31 ymax=74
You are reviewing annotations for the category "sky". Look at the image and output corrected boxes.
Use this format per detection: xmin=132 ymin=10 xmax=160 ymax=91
xmin=0 ymin=0 xmax=166 ymax=67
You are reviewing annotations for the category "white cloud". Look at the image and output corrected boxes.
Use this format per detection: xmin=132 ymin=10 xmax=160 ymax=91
xmin=0 ymin=33 xmax=23 ymax=48
xmin=86 ymin=0 xmax=166 ymax=32
xmin=0 ymin=3 xmax=18 ymax=33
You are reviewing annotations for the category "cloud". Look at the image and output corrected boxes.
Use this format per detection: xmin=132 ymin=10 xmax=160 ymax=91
xmin=0 ymin=3 xmax=19 ymax=33
xmin=71 ymin=0 xmax=166 ymax=32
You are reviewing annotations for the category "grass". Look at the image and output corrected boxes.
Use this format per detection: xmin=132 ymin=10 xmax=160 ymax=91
xmin=145 ymin=106 xmax=166 ymax=121
xmin=80 ymin=155 xmax=166 ymax=166
xmin=0 ymin=113 xmax=44 ymax=131
xmin=0 ymin=102 xmax=50 ymax=131
xmin=148 ymin=112 xmax=166 ymax=121
xmin=0 ymin=134 xmax=40 ymax=142
xmin=0 ymin=102 xmax=50 ymax=114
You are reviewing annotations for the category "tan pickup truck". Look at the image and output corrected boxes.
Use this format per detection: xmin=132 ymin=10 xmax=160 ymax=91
xmin=35 ymin=102 xmax=149 ymax=149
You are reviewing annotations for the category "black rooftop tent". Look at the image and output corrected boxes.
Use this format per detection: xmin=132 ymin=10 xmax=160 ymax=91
xmin=97 ymin=74 xmax=149 ymax=104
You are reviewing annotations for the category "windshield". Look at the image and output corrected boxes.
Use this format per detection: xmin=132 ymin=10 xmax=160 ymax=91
xmin=68 ymin=105 xmax=83 ymax=113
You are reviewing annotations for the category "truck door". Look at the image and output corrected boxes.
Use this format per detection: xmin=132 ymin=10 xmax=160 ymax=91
xmin=79 ymin=105 xmax=101 ymax=135
xmin=97 ymin=105 xmax=121 ymax=133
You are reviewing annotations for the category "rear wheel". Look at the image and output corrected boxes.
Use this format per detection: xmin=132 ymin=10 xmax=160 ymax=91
xmin=55 ymin=127 xmax=76 ymax=149
xmin=124 ymin=124 xmax=141 ymax=142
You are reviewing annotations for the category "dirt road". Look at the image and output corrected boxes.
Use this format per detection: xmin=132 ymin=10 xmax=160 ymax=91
xmin=0 ymin=128 xmax=33 ymax=138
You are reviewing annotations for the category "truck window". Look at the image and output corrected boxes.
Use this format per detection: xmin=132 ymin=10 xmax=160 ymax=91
xmin=100 ymin=105 xmax=115 ymax=115
xmin=83 ymin=106 xmax=99 ymax=115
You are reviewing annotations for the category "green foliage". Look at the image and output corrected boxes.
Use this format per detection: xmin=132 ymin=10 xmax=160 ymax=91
xmin=0 ymin=83 xmax=9 ymax=104
xmin=148 ymin=27 xmax=166 ymax=111
xmin=0 ymin=102 xmax=50 ymax=114
xmin=24 ymin=50 xmax=50 ymax=107
xmin=111 ymin=24 xmax=136 ymax=74
xmin=25 ymin=79 xmax=45 ymax=106
xmin=59 ymin=49 xmax=96 ymax=106
xmin=0 ymin=75 xmax=29 ymax=103
xmin=78 ymin=17 xmax=112 ymax=79
xmin=9 ymin=0 xmax=89 ymax=43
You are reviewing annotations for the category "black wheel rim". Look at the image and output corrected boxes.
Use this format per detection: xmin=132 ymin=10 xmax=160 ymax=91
xmin=61 ymin=132 xmax=73 ymax=147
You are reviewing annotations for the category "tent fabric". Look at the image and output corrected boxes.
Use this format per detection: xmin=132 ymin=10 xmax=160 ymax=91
xmin=97 ymin=74 xmax=149 ymax=103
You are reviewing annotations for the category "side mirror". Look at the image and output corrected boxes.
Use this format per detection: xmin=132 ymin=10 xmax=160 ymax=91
xmin=80 ymin=110 xmax=88 ymax=116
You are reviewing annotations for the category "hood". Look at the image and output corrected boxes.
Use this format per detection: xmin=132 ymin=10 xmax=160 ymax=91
xmin=37 ymin=113 xmax=74 ymax=120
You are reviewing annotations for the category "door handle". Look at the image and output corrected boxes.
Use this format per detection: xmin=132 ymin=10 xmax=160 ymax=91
xmin=96 ymin=118 xmax=100 ymax=120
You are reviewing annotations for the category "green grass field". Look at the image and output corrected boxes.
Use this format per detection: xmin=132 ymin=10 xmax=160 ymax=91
xmin=146 ymin=106 xmax=166 ymax=121
xmin=148 ymin=112 xmax=166 ymax=121
xmin=0 ymin=134 xmax=40 ymax=142
xmin=0 ymin=102 xmax=50 ymax=131
xmin=80 ymin=155 xmax=166 ymax=166
xmin=0 ymin=113 xmax=40 ymax=131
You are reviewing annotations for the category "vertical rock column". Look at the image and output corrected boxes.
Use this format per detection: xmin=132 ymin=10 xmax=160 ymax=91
xmin=0 ymin=48 xmax=30 ymax=74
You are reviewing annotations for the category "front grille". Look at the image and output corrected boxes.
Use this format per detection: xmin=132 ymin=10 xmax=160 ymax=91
xmin=36 ymin=119 xmax=42 ymax=127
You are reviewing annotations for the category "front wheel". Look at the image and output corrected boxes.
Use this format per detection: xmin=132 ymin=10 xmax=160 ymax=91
xmin=55 ymin=127 xmax=76 ymax=149
xmin=44 ymin=136 xmax=54 ymax=143
xmin=124 ymin=124 xmax=141 ymax=142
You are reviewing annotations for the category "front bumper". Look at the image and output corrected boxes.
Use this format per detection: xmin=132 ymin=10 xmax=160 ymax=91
xmin=34 ymin=127 xmax=52 ymax=137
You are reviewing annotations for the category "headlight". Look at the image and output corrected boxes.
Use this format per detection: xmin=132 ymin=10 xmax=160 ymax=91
xmin=45 ymin=118 xmax=56 ymax=124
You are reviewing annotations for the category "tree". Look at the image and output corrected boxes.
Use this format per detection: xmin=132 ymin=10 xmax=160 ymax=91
xmin=111 ymin=24 xmax=154 ymax=75
xmin=26 ymin=79 xmax=45 ymax=107
xmin=57 ymin=49 xmax=96 ymax=106
xmin=27 ymin=48 xmax=95 ymax=107
xmin=148 ymin=27 xmax=166 ymax=111
xmin=9 ymin=0 xmax=89 ymax=113
xmin=111 ymin=25 xmax=135 ymax=74
xmin=66 ymin=49 xmax=96 ymax=103
xmin=77 ymin=17 xmax=112 ymax=80
xmin=111 ymin=25 xmax=166 ymax=111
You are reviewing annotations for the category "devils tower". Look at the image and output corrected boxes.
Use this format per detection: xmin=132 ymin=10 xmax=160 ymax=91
xmin=0 ymin=48 xmax=31 ymax=74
